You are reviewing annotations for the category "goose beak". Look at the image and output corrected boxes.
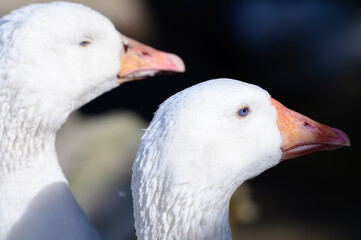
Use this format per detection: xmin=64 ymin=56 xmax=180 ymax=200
xmin=117 ymin=34 xmax=185 ymax=83
xmin=271 ymin=98 xmax=350 ymax=161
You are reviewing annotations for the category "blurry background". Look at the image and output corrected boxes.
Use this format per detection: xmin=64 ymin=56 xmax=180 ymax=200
xmin=1 ymin=0 xmax=360 ymax=239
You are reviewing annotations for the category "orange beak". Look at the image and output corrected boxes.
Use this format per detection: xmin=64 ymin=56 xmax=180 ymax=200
xmin=117 ymin=34 xmax=185 ymax=83
xmin=271 ymin=98 xmax=350 ymax=161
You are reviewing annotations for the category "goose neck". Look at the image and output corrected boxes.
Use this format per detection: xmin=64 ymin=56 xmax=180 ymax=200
xmin=0 ymin=97 xmax=63 ymax=175
xmin=134 ymin=182 xmax=233 ymax=240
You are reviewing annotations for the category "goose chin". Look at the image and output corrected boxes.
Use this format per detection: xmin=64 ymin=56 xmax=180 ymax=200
xmin=118 ymin=68 xmax=180 ymax=83
xmin=281 ymin=141 xmax=347 ymax=160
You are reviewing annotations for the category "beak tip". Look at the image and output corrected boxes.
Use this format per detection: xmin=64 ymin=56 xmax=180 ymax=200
xmin=168 ymin=53 xmax=186 ymax=73
xmin=333 ymin=128 xmax=351 ymax=147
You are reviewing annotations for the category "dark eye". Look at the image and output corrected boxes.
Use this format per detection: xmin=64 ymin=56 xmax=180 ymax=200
xmin=79 ymin=40 xmax=91 ymax=47
xmin=237 ymin=106 xmax=250 ymax=118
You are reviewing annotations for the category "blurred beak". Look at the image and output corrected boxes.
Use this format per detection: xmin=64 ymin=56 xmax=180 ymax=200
xmin=117 ymin=34 xmax=185 ymax=83
xmin=271 ymin=98 xmax=350 ymax=161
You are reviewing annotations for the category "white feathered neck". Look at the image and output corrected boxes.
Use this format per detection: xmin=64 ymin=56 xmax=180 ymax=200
xmin=132 ymin=79 xmax=282 ymax=240
xmin=0 ymin=2 xmax=122 ymax=239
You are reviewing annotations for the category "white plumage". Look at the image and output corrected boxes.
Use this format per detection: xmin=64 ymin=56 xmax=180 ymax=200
xmin=0 ymin=2 xmax=183 ymax=240
xmin=132 ymin=79 xmax=350 ymax=240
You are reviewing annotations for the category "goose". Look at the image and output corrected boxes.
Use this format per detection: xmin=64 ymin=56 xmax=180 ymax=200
xmin=132 ymin=78 xmax=350 ymax=240
xmin=0 ymin=2 xmax=184 ymax=240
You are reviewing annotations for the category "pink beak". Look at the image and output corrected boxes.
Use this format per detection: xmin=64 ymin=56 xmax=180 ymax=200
xmin=117 ymin=34 xmax=185 ymax=83
xmin=271 ymin=98 xmax=350 ymax=161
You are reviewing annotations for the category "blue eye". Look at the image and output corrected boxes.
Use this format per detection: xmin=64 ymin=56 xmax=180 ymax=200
xmin=237 ymin=106 xmax=250 ymax=118
xmin=79 ymin=40 xmax=91 ymax=47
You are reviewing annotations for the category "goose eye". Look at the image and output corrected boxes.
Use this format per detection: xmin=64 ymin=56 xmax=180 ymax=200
xmin=79 ymin=40 xmax=91 ymax=47
xmin=237 ymin=106 xmax=250 ymax=118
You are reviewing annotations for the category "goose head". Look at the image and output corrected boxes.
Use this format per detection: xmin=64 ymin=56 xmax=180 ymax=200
xmin=0 ymin=2 xmax=184 ymax=131
xmin=132 ymin=79 xmax=350 ymax=239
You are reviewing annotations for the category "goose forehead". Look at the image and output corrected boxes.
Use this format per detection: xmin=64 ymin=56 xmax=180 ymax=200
xmin=3 ymin=2 xmax=114 ymax=41
xmin=169 ymin=79 xmax=272 ymax=115
xmin=29 ymin=5 xmax=112 ymax=34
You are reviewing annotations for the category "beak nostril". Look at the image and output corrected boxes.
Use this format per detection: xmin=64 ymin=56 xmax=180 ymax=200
xmin=303 ymin=122 xmax=312 ymax=127
xmin=141 ymin=51 xmax=151 ymax=57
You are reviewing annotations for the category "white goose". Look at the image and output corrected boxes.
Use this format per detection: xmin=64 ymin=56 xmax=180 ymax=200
xmin=132 ymin=79 xmax=350 ymax=240
xmin=0 ymin=2 xmax=184 ymax=240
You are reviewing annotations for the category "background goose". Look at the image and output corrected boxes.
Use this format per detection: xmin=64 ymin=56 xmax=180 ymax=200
xmin=132 ymin=79 xmax=350 ymax=240
xmin=0 ymin=2 xmax=184 ymax=240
